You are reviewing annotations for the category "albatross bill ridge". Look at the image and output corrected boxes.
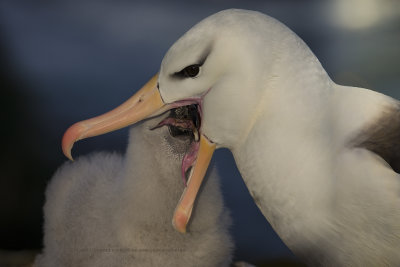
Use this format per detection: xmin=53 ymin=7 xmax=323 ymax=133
xmin=62 ymin=9 xmax=400 ymax=265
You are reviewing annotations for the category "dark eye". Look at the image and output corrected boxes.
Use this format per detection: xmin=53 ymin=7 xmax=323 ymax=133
xmin=181 ymin=64 xmax=200 ymax=78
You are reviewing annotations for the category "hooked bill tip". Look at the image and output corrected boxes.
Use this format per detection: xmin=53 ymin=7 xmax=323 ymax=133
xmin=61 ymin=135 xmax=74 ymax=161
xmin=61 ymin=122 xmax=84 ymax=161
xmin=63 ymin=145 xmax=74 ymax=161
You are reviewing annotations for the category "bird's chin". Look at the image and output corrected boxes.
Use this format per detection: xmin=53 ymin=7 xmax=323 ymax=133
xmin=151 ymin=104 xmax=202 ymax=185
xmin=150 ymin=100 xmax=216 ymax=234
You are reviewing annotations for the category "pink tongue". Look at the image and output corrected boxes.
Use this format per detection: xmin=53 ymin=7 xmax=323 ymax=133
xmin=153 ymin=117 xmax=195 ymax=130
xmin=181 ymin=141 xmax=200 ymax=186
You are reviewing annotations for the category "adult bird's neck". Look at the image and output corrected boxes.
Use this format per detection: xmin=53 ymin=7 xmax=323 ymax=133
xmin=232 ymin=48 xmax=337 ymax=250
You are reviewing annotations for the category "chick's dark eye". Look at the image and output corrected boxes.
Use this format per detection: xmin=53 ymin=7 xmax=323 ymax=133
xmin=182 ymin=64 xmax=200 ymax=78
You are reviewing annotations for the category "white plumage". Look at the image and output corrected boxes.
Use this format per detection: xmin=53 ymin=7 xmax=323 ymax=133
xmin=34 ymin=113 xmax=233 ymax=267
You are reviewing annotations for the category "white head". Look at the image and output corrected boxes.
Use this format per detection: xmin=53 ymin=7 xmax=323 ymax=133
xmin=159 ymin=9 xmax=289 ymax=148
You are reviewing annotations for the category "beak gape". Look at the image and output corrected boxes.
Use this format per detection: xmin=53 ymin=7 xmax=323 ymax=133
xmin=61 ymin=74 xmax=216 ymax=233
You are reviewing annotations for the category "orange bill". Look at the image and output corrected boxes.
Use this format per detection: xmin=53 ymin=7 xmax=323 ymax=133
xmin=172 ymin=134 xmax=216 ymax=233
xmin=62 ymin=74 xmax=168 ymax=160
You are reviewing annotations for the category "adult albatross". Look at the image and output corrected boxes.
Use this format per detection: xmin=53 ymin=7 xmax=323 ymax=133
xmin=62 ymin=9 xmax=400 ymax=265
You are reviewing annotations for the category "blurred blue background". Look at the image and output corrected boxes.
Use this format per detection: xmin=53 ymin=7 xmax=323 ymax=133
xmin=0 ymin=0 xmax=399 ymax=265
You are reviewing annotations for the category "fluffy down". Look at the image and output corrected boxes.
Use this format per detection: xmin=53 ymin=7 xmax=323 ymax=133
xmin=34 ymin=114 xmax=233 ymax=267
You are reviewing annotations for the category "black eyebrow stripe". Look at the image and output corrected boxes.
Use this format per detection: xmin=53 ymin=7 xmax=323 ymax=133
xmin=172 ymin=64 xmax=200 ymax=79
xmin=170 ymin=44 xmax=213 ymax=79
xmin=198 ymin=44 xmax=212 ymax=66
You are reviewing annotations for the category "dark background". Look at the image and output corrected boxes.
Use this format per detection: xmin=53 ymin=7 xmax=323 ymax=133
xmin=1 ymin=0 xmax=399 ymax=265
